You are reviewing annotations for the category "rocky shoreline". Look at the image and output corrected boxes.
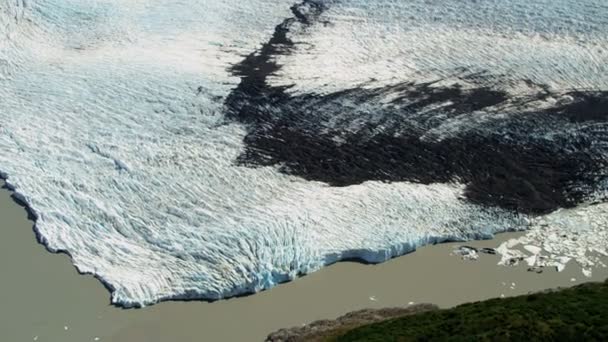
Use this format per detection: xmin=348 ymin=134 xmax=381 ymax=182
xmin=266 ymin=304 xmax=438 ymax=342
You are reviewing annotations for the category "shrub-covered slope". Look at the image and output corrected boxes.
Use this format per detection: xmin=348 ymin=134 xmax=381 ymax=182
xmin=335 ymin=281 xmax=608 ymax=342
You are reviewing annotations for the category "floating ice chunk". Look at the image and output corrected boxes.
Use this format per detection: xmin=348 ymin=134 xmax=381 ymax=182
xmin=497 ymin=243 xmax=526 ymax=267
xmin=505 ymin=239 xmax=522 ymax=249
xmin=479 ymin=248 xmax=497 ymax=255
xmin=454 ymin=246 xmax=479 ymax=261
xmin=582 ymin=268 xmax=593 ymax=277
xmin=496 ymin=204 xmax=608 ymax=278
xmin=524 ymin=245 xmax=542 ymax=255
xmin=525 ymin=255 xmax=538 ymax=267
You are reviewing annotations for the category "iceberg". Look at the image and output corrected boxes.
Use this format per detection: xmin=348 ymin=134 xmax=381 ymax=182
xmin=0 ymin=0 xmax=607 ymax=307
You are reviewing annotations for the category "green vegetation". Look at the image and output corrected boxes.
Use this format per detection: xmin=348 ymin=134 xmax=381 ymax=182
xmin=333 ymin=280 xmax=608 ymax=342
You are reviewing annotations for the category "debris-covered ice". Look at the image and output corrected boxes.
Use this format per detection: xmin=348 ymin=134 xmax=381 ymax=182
xmin=454 ymin=246 xmax=498 ymax=261
xmin=453 ymin=246 xmax=479 ymax=261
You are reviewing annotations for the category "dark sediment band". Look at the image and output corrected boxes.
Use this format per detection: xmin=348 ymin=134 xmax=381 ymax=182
xmin=224 ymin=0 xmax=608 ymax=214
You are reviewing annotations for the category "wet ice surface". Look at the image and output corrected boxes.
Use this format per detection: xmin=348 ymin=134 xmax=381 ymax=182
xmin=1 ymin=0 xmax=607 ymax=306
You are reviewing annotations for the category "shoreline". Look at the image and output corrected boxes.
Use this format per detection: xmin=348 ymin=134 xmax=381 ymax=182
xmin=1 ymin=179 xmax=607 ymax=341
xmin=0 ymin=175 xmax=526 ymax=308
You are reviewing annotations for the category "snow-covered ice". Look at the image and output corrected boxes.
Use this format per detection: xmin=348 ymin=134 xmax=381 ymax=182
xmin=1 ymin=0 xmax=607 ymax=307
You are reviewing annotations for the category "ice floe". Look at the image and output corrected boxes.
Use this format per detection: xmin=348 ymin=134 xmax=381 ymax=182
xmin=498 ymin=204 xmax=608 ymax=277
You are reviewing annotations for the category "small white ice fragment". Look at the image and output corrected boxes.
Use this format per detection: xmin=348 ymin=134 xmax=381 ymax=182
xmin=525 ymin=255 xmax=537 ymax=266
xmin=369 ymin=296 xmax=376 ymax=301
xmin=505 ymin=239 xmax=520 ymax=248
xmin=524 ymin=245 xmax=542 ymax=255
xmin=570 ymin=278 xmax=576 ymax=282
xmin=408 ymin=301 xmax=415 ymax=305
xmin=64 ymin=326 xmax=69 ymax=331
xmin=582 ymin=268 xmax=592 ymax=277
xmin=33 ymin=336 xmax=38 ymax=341
xmin=94 ymin=338 xmax=100 ymax=341
xmin=500 ymin=294 xmax=505 ymax=298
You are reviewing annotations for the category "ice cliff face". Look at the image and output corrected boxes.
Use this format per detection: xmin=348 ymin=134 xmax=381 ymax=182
xmin=0 ymin=0 xmax=607 ymax=307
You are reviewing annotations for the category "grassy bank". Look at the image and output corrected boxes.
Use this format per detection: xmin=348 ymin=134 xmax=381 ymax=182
xmin=333 ymin=280 xmax=608 ymax=341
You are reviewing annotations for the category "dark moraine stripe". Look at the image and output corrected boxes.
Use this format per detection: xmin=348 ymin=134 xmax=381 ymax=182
xmin=224 ymin=0 xmax=608 ymax=214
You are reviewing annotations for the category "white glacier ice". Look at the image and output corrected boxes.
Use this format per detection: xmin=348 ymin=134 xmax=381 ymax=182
xmin=0 ymin=0 xmax=607 ymax=307
xmin=268 ymin=0 xmax=608 ymax=95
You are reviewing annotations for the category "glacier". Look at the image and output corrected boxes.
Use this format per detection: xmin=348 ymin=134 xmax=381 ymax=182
xmin=1 ymin=0 xmax=607 ymax=307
